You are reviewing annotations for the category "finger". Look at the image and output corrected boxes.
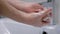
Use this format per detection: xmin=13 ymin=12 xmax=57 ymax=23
xmin=38 ymin=5 xmax=44 ymax=10
xmin=44 ymin=7 xmax=52 ymax=16
xmin=33 ymin=4 xmax=44 ymax=10
xmin=37 ymin=3 xmax=44 ymax=10
xmin=32 ymin=3 xmax=44 ymax=9
xmin=42 ymin=17 xmax=50 ymax=23
xmin=34 ymin=9 xmax=42 ymax=13
xmin=41 ymin=20 xmax=50 ymax=26
xmin=39 ymin=8 xmax=52 ymax=18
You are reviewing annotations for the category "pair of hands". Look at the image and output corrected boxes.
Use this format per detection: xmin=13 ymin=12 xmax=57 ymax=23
xmin=1 ymin=0 xmax=52 ymax=27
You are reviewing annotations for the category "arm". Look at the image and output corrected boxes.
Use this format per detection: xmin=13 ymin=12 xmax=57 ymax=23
xmin=0 ymin=0 xmax=27 ymax=23
xmin=7 ymin=0 xmax=44 ymax=13
xmin=0 ymin=0 xmax=51 ymax=27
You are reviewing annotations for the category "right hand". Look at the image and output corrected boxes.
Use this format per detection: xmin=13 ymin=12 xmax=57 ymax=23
xmin=21 ymin=8 xmax=52 ymax=27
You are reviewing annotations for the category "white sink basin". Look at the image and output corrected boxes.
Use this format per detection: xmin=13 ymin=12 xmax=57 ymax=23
xmin=0 ymin=18 xmax=42 ymax=34
xmin=0 ymin=18 xmax=60 ymax=34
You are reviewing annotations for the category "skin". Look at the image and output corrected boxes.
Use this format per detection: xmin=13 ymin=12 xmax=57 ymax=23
xmin=0 ymin=0 xmax=52 ymax=27
xmin=7 ymin=0 xmax=44 ymax=13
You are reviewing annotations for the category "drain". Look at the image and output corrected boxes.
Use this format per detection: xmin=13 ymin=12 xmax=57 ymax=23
xmin=42 ymin=31 xmax=47 ymax=34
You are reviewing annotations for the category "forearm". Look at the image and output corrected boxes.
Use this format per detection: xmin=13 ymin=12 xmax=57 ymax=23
xmin=0 ymin=0 xmax=25 ymax=16
xmin=0 ymin=0 xmax=25 ymax=14
xmin=0 ymin=0 xmax=27 ymax=22
xmin=7 ymin=0 xmax=28 ymax=11
xmin=0 ymin=0 xmax=8 ymax=15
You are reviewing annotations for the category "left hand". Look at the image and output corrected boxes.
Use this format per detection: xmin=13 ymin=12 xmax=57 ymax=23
xmin=7 ymin=0 xmax=44 ymax=13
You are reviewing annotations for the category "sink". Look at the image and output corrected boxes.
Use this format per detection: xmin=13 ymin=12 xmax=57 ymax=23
xmin=0 ymin=18 xmax=60 ymax=34
xmin=0 ymin=18 xmax=42 ymax=34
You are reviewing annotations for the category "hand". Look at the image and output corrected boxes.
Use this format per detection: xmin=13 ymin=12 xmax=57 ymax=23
xmin=7 ymin=0 xmax=43 ymax=13
xmin=20 ymin=8 xmax=52 ymax=27
xmin=0 ymin=0 xmax=52 ymax=27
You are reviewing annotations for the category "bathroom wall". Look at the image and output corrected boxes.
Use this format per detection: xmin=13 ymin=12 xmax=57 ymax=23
xmin=53 ymin=0 xmax=60 ymax=24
